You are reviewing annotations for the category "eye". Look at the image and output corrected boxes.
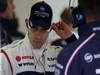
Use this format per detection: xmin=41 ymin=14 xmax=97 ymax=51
xmin=30 ymin=28 xmax=37 ymax=32
xmin=40 ymin=30 xmax=47 ymax=33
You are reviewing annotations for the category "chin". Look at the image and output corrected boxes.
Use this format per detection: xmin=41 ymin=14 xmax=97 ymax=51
xmin=33 ymin=46 xmax=42 ymax=49
xmin=33 ymin=42 xmax=43 ymax=47
xmin=32 ymin=44 xmax=43 ymax=49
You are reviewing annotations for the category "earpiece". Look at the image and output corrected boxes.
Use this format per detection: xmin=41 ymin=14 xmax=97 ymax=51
xmin=0 ymin=0 xmax=7 ymax=13
xmin=71 ymin=7 xmax=86 ymax=27
xmin=68 ymin=0 xmax=86 ymax=27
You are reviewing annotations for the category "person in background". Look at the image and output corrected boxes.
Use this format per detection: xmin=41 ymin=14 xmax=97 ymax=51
xmin=2 ymin=12 xmax=25 ymax=41
xmin=54 ymin=0 xmax=100 ymax=75
xmin=0 ymin=1 xmax=63 ymax=75
xmin=0 ymin=0 xmax=15 ymax=47
xmin=51 ymin=8 xmax=78 ymax=47
xmin=0 ymin=0 xmax=25 ymax=47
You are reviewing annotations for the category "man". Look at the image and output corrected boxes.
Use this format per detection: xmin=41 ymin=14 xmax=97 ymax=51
xmin=0 ymin=0 xmax=15 ymax=47
xmin=54 ymin=0 xmax=100 ymax=75
xmin=51 ymin=8 xmax=78 ymax=47
xmin=0 ymin=1 xmax=62 ymax=75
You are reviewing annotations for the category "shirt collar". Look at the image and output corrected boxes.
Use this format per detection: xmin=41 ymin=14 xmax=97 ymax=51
xmin=78 ymin=20 xmax=100 ymax=37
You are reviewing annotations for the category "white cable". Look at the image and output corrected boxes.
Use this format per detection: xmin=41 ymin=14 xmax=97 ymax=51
xmin=31 ymin=46 xmax=47 ymax=75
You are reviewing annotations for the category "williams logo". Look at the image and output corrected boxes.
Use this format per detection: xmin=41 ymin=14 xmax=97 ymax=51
xmin=84 ymin=53 xmax=93 ymax=63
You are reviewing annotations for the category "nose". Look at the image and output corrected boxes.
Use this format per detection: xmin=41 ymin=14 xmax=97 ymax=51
xmin=35 ymin=31 xmax=42 ymax=37
xmin=35 ymin=31 xmax=43 ymax=38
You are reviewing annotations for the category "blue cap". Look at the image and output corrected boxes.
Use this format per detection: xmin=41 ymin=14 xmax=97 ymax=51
xmin=29 ymin=1 xmax=53 ymax=30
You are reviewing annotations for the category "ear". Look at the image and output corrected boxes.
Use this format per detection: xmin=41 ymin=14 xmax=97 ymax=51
xmin=25 ymin=18 xmax=29 ymax=28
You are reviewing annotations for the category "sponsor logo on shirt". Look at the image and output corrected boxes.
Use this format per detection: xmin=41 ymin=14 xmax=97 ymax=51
xmin=84 ymin=53 xmax=93 ymax=63
xmin=96 ymin=69 xmax=100 ymax=74
xmin=16 ymin=56 xmax=34 ymax=62
xmin=55 ymin=62 xmax=63 ymax=75
xmin=47 ymin=57 xmax=56 ymax=61
xmin=16 ymin=56 xmax=35 ymax=67
xmin=18 ymin=62 xmax=35 ymax=67
xmin=84 ymin=53 xmax=100 ymax=63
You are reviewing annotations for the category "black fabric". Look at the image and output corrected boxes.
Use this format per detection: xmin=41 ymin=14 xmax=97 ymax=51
xmin=0 ymin=0 xmax=7 ymax=12
xmin=0 ymin=18 xmax=25 ymax=47
xmin=51 ymin=35 xmax=77 ymax=48
xmin=1 ymin=18 xmax=18 ymax=34
xmin=65 ymin=34 xmax=77 ymax=44
xmin=0 ymin=19 xmax=12 ymax=47
xmin=17 ymin=71 xmax=54 ymax=75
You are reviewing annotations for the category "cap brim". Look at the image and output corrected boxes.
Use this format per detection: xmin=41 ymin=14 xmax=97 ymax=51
xmin=30 ymin=19 xmax=51 ymax=30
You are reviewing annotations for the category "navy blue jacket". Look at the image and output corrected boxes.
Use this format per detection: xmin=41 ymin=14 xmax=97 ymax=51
xmin=55 ymin=20 xmax=100 ymax=75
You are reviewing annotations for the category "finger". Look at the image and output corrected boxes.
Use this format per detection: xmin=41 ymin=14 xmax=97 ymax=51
xmin=52 ymin=23 xmax=59 ymax=32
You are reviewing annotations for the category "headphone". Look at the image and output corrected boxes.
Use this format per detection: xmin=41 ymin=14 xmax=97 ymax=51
xmin=0 ymin=0 xmax=7 ymax=13
xmin=69 ymin=0 xmax=86 ymax=27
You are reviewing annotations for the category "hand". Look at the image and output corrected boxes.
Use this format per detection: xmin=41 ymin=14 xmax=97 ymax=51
xmin=52 ymin=21 xmax=73 ymax=40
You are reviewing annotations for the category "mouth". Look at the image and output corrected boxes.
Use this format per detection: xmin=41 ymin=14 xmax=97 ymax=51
xmin=33 ymin=40 xmax=43 ymax=43
xmin=32 ymin=40 xmax=43 ymax=49
xmin=35 ymin=41 xmax=41 ymax=43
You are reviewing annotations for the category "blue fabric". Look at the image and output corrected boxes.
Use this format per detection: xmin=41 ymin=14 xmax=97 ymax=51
xmin=55 ymin=20 xmax=100 ymax=75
